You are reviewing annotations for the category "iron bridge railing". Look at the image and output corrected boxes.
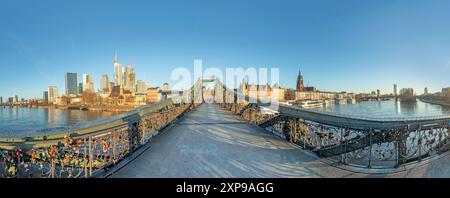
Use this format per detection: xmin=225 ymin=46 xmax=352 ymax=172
xmin=219 ymin=102 xmax=450 ymax=169
xmin=0 ymin=99 xmax=194 ymax=178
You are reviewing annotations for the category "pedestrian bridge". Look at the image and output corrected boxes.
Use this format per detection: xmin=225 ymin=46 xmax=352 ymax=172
xmin=1 ymin=79 xmax=449 ymax=178
xmin=105 ymin=103 xmax=450 ymax=178
xmin=109 ymin=103 xmax=325 ymax=177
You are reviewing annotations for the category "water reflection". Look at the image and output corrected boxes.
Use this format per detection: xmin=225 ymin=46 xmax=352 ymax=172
xmin=0 ymin=107 xmax=119 ymax=137
xmin=399 ymin=101 xmax=417 ymax=116
xmin=394 ymin=100 xmax=401 ymax=115
xmin=311 ymin=100 xmax=449 ymax=119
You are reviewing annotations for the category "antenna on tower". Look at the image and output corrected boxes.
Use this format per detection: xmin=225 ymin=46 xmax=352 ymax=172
xmin=114 ymin=48 xmax=118 ymax=63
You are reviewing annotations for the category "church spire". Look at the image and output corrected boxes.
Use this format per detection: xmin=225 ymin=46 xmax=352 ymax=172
xmin=296 ymin=69 xmax=305 ymax=91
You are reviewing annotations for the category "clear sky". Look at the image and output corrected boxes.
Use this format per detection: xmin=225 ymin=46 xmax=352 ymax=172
xmin=0 ymin=0 xmax=449 ymax=99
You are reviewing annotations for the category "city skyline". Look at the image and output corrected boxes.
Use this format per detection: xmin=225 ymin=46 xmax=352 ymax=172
xmin=1 ymin=0 xmax=450 ymax=182
xmin=1 ymin=0 xmax=450 ymax=98
xmin=0 ymin=49 xmax=445 ymax=100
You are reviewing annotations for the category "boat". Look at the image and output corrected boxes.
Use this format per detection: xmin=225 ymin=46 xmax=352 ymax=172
xmin=67 ymin=106 xmax=81 ymax=110
xmin=298 ymin=100 xmax=323 ymax=108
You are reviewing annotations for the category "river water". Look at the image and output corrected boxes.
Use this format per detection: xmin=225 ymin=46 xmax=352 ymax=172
xmin=0 ymin=107 xmax=120 ymax=138
xmin=308 ymin=100 xmax=450 ymax=119
xmin=1 ymin=100 xmax=449 ymax=138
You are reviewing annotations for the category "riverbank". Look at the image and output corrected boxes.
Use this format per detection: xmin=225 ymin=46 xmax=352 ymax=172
xmin=419 ymin=98 xmax=450 ymax=107
xmin=58 ymin=105 xmax=135 ymax=112
xmin=1 ymin=104 xmax=135 ymax=113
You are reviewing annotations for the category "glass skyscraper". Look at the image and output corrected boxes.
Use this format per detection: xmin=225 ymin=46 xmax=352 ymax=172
xmin=65 ymin=72 xmax=78 ymax=96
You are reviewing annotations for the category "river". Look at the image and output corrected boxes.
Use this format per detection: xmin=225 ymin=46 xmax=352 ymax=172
xmin=0 ymin=107 xmax=120 ymax=138
xmin=1 ymin=100 xmax=449 ymax=138
xmin=308 ymin=100 xmax=450 ymax=119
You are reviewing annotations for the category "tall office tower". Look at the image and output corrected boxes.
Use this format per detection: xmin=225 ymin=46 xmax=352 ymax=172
xmin=65 ymin=72 xmax=78 ymax=96
xmin=43 ymin=91 xmax=49 ymax=104
xmin=83 ymin=74 xmax=92 ymax=85
xmin=78 ymin=83 xmax=83 ymax=94
xmin=124 ymin=64 xmax=136 ymax=92
xmin=83 ymin=74 xmax=94 ymax=93
xmin=424 ymin=87 xmax=428 ymax=95
xmin=136 ymin=80 xmax=147 ymax=94
xmin=113 ymin=49 xmax=123 ymax=86
xmin=48 ymin=86 xmax=59 ymax=104
xmin=296 ymin=70 xmax=305 ymax=91
xmin=14 ymin=95 xmax=19 ymax=103
xmin=86 ymin=82 xmax=94 ymax=93
xmin=0 ymin=96 xmax=3 ymax=104
xmin=100 ymin=74 xmax=109 ymax=92
xmin=393 ymin=84 xmax=398 ymax=96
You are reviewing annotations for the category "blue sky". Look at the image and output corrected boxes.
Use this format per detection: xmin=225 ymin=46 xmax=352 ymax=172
xmin=0 ymin=0 xmax=449 ymax=99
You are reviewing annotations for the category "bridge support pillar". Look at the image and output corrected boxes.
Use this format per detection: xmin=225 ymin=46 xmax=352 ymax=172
xmin=295 ymin=118 xmax=306 ymax=145
xmin=447 ymin=124 xmax=450 ymax=147
xmin=340 ymin=128 xmax=345 ymax=164
xmin=249 ymin=106 xmax=253 ymax=121
xmin=281 ymin=117 xmax=297 ymax=143
xmin=281 ymin=117 xmax=290 ymax=142
xmin=367 ymin=131 xmax=373 ymax=168
xmin=395 ymin=129 xmax=408 ymax=167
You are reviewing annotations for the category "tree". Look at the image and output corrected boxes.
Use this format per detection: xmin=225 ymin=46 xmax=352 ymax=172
xmin=81 ymin=91 xmax=95 ymax=105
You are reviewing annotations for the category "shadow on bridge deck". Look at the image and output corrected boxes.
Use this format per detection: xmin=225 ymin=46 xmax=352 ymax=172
xmin=109 ymin=103 xmax=450 ymax=178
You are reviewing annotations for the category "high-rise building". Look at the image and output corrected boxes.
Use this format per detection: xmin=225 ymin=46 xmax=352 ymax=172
xmin=83 ymin=74 xmax=94 ymax=93
xmin=43 ymin=91 xmax=49 ymax=104
xmin=48 ymin=86 xmax=59 ymax=104
xmin=124 ymin=64 xmax=136 ymax=92
xmin=393 ymin=84 xmax=398 ymax=97
xmin=163 ymin=83 xmax=169 ymax=91
xmin=442 ymin=87 xmax=450 ymax=98
xmin=146 ymin=87 xmax=161 ymax=103
xmin=296 ymin=70 xmax=305 ymax=91
xmin=78 ymin=83 xmax=83 ymax=94
xmin=83 ymin=74 xmax=92 ymax=86
xmin=161 ymin=83 xmax=171 ymax=100
xmin=65 ymin=72 xmax=78 ymax=96
xmin=13 ymin=95 xmax=19 ymax=103
xmin=136 ymin=80 xmax=147 ymax=94
xmin=86 ymin=82 xmax=94 ymax=93
xmin=100 ymin=74 xmax=109 ymax=92
xmin=0 ymin=96 xmax=3 ymax=105
xmin=399 ymin=88 xmax=416 ymax=102
xmin=113 ymin=49 xmax=123 ymax=86
xmin=424 ymin=87 xmax=428 ymax=95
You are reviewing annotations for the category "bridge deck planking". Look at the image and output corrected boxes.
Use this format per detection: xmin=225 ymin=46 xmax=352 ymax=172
xmin=110 ymin=103 xmax=450 ymax=178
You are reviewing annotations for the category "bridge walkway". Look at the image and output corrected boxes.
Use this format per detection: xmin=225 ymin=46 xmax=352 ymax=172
xmin=110 ymin=103 xmax=450 ymax=178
